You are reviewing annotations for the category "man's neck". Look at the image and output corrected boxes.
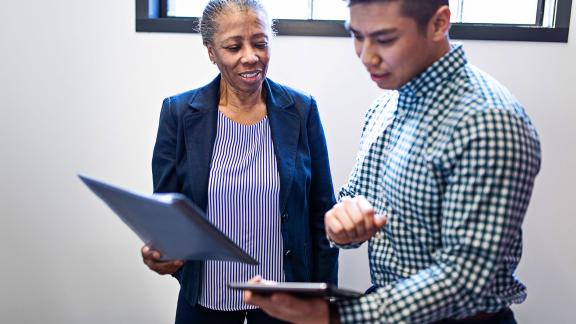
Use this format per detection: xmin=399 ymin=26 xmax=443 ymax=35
xmin=427 ymin=38 xmax=452 ymax=69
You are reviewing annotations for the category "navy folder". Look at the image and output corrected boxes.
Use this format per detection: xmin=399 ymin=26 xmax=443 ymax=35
xmin=79 ymin=175 xmax=258 ymax=265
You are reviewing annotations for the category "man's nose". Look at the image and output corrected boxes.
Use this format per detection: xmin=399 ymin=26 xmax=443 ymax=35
xmin=360 ymin=41 xmax=381 ymax=67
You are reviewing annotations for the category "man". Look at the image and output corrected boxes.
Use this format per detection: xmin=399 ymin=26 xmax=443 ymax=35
xmin=245 ymin=0 xmax=541 ymax=323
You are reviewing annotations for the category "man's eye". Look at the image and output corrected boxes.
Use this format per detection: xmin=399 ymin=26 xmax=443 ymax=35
xmin=255 ymin=42 xmax=268 ymax=49
xmin=377 ymin=38 xmax=396 ymax=45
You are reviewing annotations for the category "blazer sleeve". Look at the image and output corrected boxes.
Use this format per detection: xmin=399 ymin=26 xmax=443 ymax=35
xmin=306 ymin=96 xmax=339 ymax=284
xmin=152 ymin=97 xmax=180 ymax=194
xmin=151 ymin=97 xmax=184 ymax=282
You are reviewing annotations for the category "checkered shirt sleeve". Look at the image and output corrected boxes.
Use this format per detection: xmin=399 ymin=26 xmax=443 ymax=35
xmin=335 ymin=94 xmax=395 ymax=250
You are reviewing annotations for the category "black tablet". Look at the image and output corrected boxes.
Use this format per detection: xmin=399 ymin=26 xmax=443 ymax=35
xmin=228 ymin=282 xmax=362 ymax=299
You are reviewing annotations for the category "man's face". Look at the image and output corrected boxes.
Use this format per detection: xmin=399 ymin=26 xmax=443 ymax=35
xmin=349 ymin=1 xmax=437 ymax=89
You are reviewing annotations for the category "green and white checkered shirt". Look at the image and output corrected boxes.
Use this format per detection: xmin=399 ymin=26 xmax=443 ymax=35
xmin=335 ymin=44 xmax=541 ymax=323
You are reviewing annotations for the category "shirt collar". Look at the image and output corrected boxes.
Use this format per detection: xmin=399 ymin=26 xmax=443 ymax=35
xmin=399 ymin=43 xmax=467 ymax=97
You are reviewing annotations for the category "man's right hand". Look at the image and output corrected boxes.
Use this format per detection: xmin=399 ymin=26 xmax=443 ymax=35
xmin=141 ymin=245 xmax=184 ymax=275
xmin=325 ymin=196 xmax=387 ymax=245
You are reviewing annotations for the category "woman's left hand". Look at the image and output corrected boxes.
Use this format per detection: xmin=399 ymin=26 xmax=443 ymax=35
xmin=243 ymin=276 xmax=330 ymax=324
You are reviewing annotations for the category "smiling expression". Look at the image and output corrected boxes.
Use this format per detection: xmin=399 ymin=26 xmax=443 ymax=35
xmin=207 ymin=9 xmax=271 ymax=96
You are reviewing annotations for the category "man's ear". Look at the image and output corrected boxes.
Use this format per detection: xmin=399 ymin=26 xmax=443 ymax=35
xmin=429 ymin=5 xmax=451 ymax=41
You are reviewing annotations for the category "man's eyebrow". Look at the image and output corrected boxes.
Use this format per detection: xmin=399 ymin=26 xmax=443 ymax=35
xmin=347 ymin=26 xmax=398 ymax=37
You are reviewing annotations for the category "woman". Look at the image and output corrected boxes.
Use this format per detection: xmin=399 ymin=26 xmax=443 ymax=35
xmin=141 ymin=0 xmax=338 ymax=323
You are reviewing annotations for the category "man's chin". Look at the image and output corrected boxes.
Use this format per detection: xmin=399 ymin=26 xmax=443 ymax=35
xmin=375 ymin=82 xmax=398 ymax=90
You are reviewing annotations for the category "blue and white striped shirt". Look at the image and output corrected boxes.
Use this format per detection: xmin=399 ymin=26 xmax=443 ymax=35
xmin=198 ymin=111 xmax=285 ymax=311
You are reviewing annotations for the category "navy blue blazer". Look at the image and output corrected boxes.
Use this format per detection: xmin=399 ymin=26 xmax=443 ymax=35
xmin=152 ymin=75 xmax=339 ymax=306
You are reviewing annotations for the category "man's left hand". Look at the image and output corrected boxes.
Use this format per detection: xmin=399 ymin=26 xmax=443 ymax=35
xmin=243 ymin=276 xmax=330 ymax=324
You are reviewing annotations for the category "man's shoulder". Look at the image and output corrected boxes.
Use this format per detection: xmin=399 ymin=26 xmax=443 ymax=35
xmin=433 ymin=64 xmax=530 ymax=133
xmin=457 ymin=64 xmax=522 ymax=113
xmin=434 ymin=65 xmax=538 ymax=144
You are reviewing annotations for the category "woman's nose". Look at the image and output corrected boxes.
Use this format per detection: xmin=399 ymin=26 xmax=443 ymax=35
xmin=241 ymin=47 xmax=259 ymax=64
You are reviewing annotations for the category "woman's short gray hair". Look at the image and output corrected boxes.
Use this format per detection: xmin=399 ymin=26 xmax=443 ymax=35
xmin=199 ymin=0 xmax=272 ymax=46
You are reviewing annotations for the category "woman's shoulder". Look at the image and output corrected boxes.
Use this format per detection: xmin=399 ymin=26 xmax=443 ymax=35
xmin=266 ymin=78 xmax=315 ymax=108
xmin=166 ymin=80 xmax=218 ymax=103
xmin=164 ymin=88 xmax=198 ymax=104
xmin=267 ymin=78 xmax=310 ymax=98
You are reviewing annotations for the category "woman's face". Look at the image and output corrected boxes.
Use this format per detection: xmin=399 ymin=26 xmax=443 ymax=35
xmin=207 ymin=9 xmax=271 ymax=95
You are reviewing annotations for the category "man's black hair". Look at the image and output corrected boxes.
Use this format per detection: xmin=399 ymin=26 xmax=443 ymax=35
xmin=346 ymin=0 xmax=449 ymax=31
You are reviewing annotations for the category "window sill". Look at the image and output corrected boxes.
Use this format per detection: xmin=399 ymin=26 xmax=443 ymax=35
xmin=135 ymin=17 xmax=570 ymax=43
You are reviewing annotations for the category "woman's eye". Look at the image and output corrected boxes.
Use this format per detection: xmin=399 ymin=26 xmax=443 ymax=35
xmin=255 ymin=42 xmax=268 ymax=49
xmin=225 ymin=46 xmax=241 ymax=52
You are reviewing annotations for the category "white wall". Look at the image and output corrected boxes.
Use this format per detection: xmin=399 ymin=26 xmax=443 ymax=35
xmin=1 ymin=1 xmax=575 ymax=323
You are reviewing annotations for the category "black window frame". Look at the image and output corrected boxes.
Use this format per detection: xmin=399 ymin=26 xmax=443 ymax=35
xmin=136 ymin=0 xmax=573 ymax=42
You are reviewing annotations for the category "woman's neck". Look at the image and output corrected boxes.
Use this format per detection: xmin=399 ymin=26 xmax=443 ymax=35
xmin=218 ymin=79 xmax=267 ymax=125
xmin=218 ymin=80 xmax=265 ymax=111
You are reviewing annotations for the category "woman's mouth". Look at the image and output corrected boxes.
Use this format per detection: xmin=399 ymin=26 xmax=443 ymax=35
xmin=239 ymin=71 xmax=262 ymax=81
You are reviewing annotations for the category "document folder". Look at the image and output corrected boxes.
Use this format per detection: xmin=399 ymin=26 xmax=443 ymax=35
xmin=79 ymin=175 xmax=258 ymax=265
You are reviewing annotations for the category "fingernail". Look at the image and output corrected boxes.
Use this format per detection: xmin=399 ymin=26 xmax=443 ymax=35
xmin=375 ymin=214 xmax=387 ymax=225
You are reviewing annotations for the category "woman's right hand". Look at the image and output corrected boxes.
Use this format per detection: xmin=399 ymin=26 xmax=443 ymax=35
xmin=141 ymin=245 xmax=184 ymax=275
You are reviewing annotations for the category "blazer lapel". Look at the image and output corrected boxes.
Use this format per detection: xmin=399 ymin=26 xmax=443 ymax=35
xmin=181 ymin=76 xmax=300 ymax=214
xmin=265 ymin=79 xmax=300 ymax=214
xmin=183 ymin=76 xmax=220 ymax=211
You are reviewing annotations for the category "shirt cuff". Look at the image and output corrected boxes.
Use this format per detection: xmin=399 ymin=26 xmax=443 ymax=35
xmin=334 ymin=287 xmax=391 ymax=323
xmin=327 ymin=234 xmax=363 ymax=249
